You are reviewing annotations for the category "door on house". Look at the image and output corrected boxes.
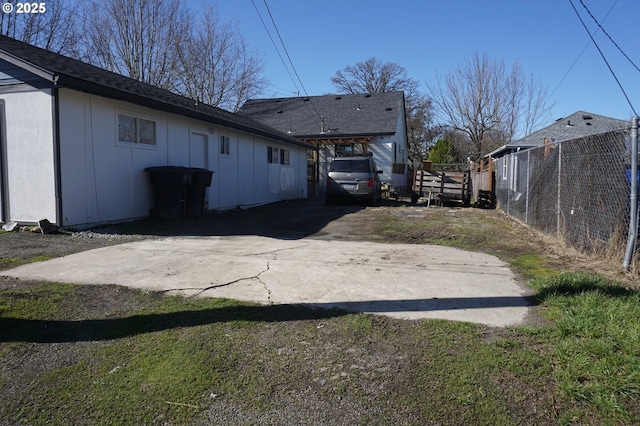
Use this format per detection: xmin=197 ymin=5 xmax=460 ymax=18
xmin=189 ymin=132 xmax=210 ymax=209
xmin=189 ymin=132 xmax=208 ymax=170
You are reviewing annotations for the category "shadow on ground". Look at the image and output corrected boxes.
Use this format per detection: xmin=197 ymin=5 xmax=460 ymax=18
xmin=0 ymin=294 xmax=536 ymax=344
xmin=97 ymin=198 xmax=414 ymax=240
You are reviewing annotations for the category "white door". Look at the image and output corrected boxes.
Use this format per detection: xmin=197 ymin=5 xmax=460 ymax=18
xmin=189 ymin=132 xmax=208 ymax=170
xmin=189 ymin=132 xmax=209 ymax=209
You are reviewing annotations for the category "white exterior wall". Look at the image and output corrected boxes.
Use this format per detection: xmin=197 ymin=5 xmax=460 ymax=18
xmin=0 ymin=90 xmax=57 ymax=224
xmin=57 ymin=89 xmax=308 ymax=227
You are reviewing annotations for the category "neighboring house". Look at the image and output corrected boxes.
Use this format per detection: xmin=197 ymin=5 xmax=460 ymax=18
xmin=487 ymin=111 xmax=629 ymax=191
xmin=487 ymin=110 xmax=630 ymax=159
xmin=238 ymin=91 xmax=409 ymax=194
xmin=0 ymin=35 xmax=312 ymax=228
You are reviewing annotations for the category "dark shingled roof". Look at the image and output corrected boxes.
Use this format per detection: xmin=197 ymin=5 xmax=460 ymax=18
xmin=0 ymin=35 xmax=311 ymax=149
xmin=238 ymin=91 xmax=405 ymax=139
xmin=486 ymin=110 xmax=630 ymax=157
xmin=515 ymin=111 xmax=629 ymax=147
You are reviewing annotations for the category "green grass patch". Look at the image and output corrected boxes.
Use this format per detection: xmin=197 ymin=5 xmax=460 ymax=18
xmin=0 ymin=255 xmax=51 ymax=271
xmin=3 ymin=278 xmax=640 ymax=424
xmin=0 ymin=283 xmax=75 ymax=319
xmin=531 ymin=273 xmax=640 ymax=423
xmin=510 ymin=254 xmax=558 ymax=279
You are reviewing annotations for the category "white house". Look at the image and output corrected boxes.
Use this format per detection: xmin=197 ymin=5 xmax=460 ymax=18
xmin=238 ymin=92 xmax=409 ymax=194
xmin=0 ymin=35 xmax=312 ymax=228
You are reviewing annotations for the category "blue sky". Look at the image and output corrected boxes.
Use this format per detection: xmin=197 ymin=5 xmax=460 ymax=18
xmin=198 ymin=0 xmax=640 ymax=125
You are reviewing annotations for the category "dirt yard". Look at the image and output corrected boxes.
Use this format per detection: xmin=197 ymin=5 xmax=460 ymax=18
xmin=0 ymin=198 xmax=636 ymax=425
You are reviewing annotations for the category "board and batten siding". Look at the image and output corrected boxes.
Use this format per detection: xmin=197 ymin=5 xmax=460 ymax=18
xmin=0 ymin=89 xmax=57 ymax=224
xmin=57 ymin=88 xmax=308 ymax=227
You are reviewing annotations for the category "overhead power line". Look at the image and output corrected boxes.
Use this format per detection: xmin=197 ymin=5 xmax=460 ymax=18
xmin=548 ymin=0 xmax=617 ymax=102
xmin=568 ymin=0 xmax=638 ymax=116
xmin=252 ymin=0 xmax=323 ymax=123
xmin=250 ymin=0 xmax=300 ymax=95
xmin=578 ymin=0 xmax=640 ymax=75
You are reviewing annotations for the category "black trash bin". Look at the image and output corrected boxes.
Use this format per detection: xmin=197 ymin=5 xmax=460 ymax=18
xmin=186 ymin=168 xmax=214 ymax=217
xmin=145 ymin=166 xmax=192 ymax=219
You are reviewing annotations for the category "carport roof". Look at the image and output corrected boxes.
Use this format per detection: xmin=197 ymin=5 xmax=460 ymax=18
xmin=0 ymin=35 xmax=312 ymax=150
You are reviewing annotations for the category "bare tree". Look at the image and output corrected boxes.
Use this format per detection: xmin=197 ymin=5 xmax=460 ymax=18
xmin=81 ymin=1 xmax=266 ymax=111
xmin=405 ymin=92 xmax=441 ymax=166
xmin=175 ymin=6 xmax=268 ymax=112
xmin=82 ymin=0 xmax=189 ymax=91
xmin=0 ymin=0 xmax=81 ymax=55
xmin=331 ymin=58 xmax=436 ymax=166
xmin=331 ymin=57 xmax=417 ymax=95
xmin=427 ymin=52 xmax=552 ymax=158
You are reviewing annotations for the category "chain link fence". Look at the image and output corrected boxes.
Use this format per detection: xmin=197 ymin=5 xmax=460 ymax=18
xmin=495 ymin=128 xmax=638 ymax=268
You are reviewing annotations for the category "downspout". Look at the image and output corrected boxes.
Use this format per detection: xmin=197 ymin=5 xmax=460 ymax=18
xmin=623 ymin=117 xmax=638 ymax=270
xmin=52 ymin=75 xmax=64 ymax=227
xmin=0 ymin=100 xmax=7 ymax=223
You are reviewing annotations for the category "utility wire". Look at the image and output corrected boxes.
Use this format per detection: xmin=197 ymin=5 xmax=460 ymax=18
xmin=568 ymin=0 xmax=638 ymax=116
xmin=579 ymin=0 xmax=640 ymax=74
xmin=548 ymin=0 xmax=617 ymax=102
xmin=250 ymin=0 xmax=300 ymax=95
xmin=260 ymin=0 xmax=324 ymax=123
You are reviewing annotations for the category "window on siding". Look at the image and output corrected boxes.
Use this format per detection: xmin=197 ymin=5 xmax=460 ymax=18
xmin=117 ymin=113 xmax=156 ymax=145
xmin=502 ymin=157 xmax=508 ymax=180
xmin=280 ymin=149 xmax=290 ymax=165
xmin=268 ymin=146 xmax=279 ymax=164
xmin=220 ymin=135 xmax=230 ymax=155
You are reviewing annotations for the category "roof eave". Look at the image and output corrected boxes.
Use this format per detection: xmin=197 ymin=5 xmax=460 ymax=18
xmin=0 ymin=50 xmax=57 ymax=82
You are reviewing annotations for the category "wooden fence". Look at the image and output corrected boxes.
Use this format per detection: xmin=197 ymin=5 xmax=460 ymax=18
xmin=412 ymin=169 xmax=470 ymax=206
xmin=470 ymin=159 xmax=495 ymax=208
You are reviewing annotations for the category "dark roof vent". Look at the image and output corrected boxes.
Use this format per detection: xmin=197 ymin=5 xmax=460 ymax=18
xmin=364 ymin=94 xmax=371 ymax=98
xmin=277 ymin=110 xmax=283 ymax=114
xmin=335 ymin=96 xmax=342 ymax=100
xmin=582 ymin=115 xmax=593 ymax=120
xmin=303 ymin=98 xmax=310 ymax=102
xmin=385 ymin=107 xmax=393 ymax=111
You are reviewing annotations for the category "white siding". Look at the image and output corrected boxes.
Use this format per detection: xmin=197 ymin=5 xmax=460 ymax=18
xmin=0 ymin=90 xmax=57 ymax=223
xmin=56 ymin=88 xmax=308 ymax=226
xmin=58 ymin=90 xmax=166 ymax=226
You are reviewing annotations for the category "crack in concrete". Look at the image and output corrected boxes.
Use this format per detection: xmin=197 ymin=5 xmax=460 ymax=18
xmin=159 ymin=262 xmax=273 ymax=301
xmin=251 ymin=244 xmax=309 ymax=257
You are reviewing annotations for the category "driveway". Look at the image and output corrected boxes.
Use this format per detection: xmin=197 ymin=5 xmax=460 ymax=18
xmin=3 ymin=227 xmax=533 ymax=327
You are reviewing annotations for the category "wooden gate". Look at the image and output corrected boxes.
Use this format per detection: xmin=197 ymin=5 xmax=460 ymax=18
xmin=412 ymin=169 xmax=470 ymax=206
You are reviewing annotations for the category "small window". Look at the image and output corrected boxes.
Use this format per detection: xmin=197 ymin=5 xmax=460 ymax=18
xmin=117 ymin=113 xmax=156 ymax=145
xmin=268 ymin=146 xmax=279 ymax=164
xmin=220 ymin=135 xmax=230 ymax=155
xmin=280 ymin=149 xmax=290 ymax=165
xmin=502 ymin=157 xmax=508 ymax=180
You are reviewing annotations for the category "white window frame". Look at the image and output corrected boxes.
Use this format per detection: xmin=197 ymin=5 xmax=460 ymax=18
xmin=502 ymin=157 xmax=508 ymax=180
xmin=117 ymin=111 xmax=157 ymax=147
xmin=219 ymin=135 xmax=230 ymax=156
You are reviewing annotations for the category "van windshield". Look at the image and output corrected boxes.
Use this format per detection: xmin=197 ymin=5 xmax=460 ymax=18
xmin=330 ymin=160 xmax=370 ymax=173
